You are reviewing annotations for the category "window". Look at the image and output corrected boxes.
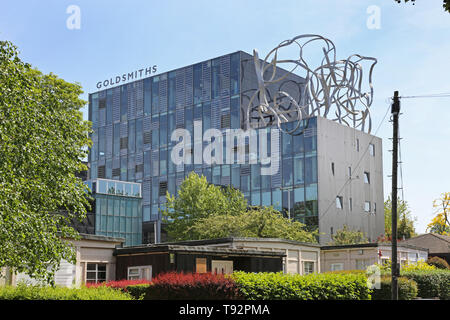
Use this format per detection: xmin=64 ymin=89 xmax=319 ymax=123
xmin=364 ymin=172 xmax=370 ymax=184
xmin=97 ymin=165 xmax=106 ymax=178
xmin=127 ymin=266 xmax=152 ymax=280
xmin=196 ymin=258 xmax=207 ymax=273
xmin=331 ymin=263 xmax=344 ymax=271
xmin=331 ymin=162 xmax=335 ymax=176
xmin=348 ymin=166 xmax=352 ymax=177
xmin=303 ymin=261 xmax=315 ymax=275
xmin=356 ymin=138 xmax=360 ymax=152
xmin=86 ymin=263 xmax=107 ymax=284
xmin=355 ymin=259 xmax=368 ymax=270
xmin=364 ymin=201 xmax=371 ymax=212
xmin=369 ymin=143 xmax=375 ymax=156
xmin=120 ymin=137 xmax=128 ymax=150
xmin=221 ymin=114 xmax=231 ymax=128
xmin=336 ymin=196 xmax=343 ymax=209
xmin=293 ymin=155 xmax=304 ymax=185
xmin=349 ymin=197 xmax=353 ymax=211
xmin=373 ymin=202 xmax=377 ymax=214
xmin=159 ymin=181 xmax=168 ymax=196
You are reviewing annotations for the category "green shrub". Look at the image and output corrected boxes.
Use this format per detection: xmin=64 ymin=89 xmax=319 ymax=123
xmin=231 ymin=272 xmax=371 ymax=300
xmin=0 ymin=283 xmax=133 ymax=300
xmin=427 ymin=256 xmax=450 ymax=270
xmin=370 ymin=276 xmax=418 ymax=300
xmin=401 ymin=270 xmax=450 ymax=299
xmin=125 ymin=284 xmax=152 ymax=300
xmin=131 ymin=272 xmax=241 ymax=300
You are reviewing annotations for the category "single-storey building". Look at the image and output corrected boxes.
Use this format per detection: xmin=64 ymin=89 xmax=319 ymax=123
xmin=160 ymin=237 xmax=322 ymax=275
xmin=320 ymin=242 xmax=428 ymax=272
xmin=400 ymin=233 xmax=450 ymax=264
xmin=114 ymin=244 xmax=285 ymax=280
xmin=2 ymin=234 xmax=123 ymax=287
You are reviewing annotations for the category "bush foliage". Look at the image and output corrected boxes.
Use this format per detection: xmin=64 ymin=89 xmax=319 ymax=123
xmin=370 ymin=276 xmax=418 ymax=300
xmin=137 ymin=272 xmax=241 ymax=300
xmin=401 ymin=270 xmax=450 ymax=299
xmin=231 ymin=272 xmax=371 ymax=300
xmin=0 ymin=283 xmax=133 ymax=300
xmin=427 ymin=256 xmax=450 ymax=270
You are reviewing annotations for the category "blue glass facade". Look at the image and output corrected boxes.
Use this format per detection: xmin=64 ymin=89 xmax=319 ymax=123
xmin=85 ymin=179 xmax=142 ymax=246
xmin=89 ymin=51 xmax=318 ymax=243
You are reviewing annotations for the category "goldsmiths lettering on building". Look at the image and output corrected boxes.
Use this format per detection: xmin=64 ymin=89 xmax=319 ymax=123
xmin=97 ymin=65 xmax=157 ymax=89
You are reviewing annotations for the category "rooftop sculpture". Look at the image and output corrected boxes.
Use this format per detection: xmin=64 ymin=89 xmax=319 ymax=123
xmin=246 ymin=34 xmax=377 ymax=135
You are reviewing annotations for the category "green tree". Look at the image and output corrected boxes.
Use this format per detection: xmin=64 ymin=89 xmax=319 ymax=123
xmin=394 ymin=0 xmax=450 ymax=13
xmin=161 ymin=172 xmax=318 ymax=243
xmin=191 ymin=206 xmax=318 ymax=243
xmin=384 ymin=197 xmax=417 ymax=240
xmin=329 ymin=225 xmax=367 ymax=245
xmin=161 ymin=172 xmax=248 ymax=240
xmin=427 ymin=192 xmax=450 ymax=235
xmin=0 ymin=41 xmax=91 ymax=284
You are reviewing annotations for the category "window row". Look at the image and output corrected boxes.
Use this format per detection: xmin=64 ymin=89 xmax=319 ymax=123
xmin=335 ymin=196 xmax=377 ymax=214
xmin=90 ymin=52 xmax=240 ymax=126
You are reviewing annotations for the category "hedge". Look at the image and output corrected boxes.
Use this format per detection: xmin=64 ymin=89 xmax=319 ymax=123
xmin=0 ymin=283 xmax=133 ymax=300
xmin=427 ymin=256 xmax=450 ymax=270
xmin=231 ymin=272 xmax=371 ymax=300
xmin=370 ymin=276 xmax=418 ymax=300
xmin=401 ymin=270 xmax=450 ymax=299
xmin=134 ymin=272 xmax=242 ymax=300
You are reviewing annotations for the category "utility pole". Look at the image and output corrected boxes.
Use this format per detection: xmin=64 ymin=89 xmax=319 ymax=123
xmin=391 ymin=91 xmax=400 ymax=300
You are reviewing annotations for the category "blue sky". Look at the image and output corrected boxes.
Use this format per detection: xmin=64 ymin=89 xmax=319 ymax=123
xmin=1 ymin=0 xmax=449 ymax=233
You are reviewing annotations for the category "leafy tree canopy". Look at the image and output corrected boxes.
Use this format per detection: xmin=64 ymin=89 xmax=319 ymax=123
xmin=427 ymin=192 xmax=450 ymax=235
xmin=161 ymin=172 xmax=318 ymax=243
xmin=329 ymin=225 xmax=367 ymax=245
xmin=191 ymin=206 xmax=318 ymax=243
xmin=384 ymin=196 xmax=417 ymax=240
xmin=0 ymin=41 xmax=91 ymax=284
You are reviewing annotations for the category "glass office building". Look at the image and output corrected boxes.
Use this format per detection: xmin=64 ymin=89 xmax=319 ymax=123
xmin=88 ymin=51 xmax=320 ymax=243
xmin=85 ymin=179 xmax=142 ymax=246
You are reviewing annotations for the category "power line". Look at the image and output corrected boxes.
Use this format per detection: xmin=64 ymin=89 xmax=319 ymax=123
xmin=318 ymin=101 xmax=392 ymax=220
xmin=400 ymin=92 xmax=450 ymax=99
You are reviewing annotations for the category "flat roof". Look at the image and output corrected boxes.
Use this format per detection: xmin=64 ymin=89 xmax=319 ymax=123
xmin=156 ymin=237 xmax=321 ymax=248
xmin=89 ymin=49 xmax=305 ymax=96
xmin=321 ymin=242 xmax=429 ymax=252
xmin=114 ymin=244 xmax=286 ymax=258
xmin=78 ymin=233 xmax=125 ymax=243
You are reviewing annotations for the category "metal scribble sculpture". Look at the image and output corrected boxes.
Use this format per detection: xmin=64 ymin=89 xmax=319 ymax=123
xmin=246 ymin=34 xmax=377 ymax=135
